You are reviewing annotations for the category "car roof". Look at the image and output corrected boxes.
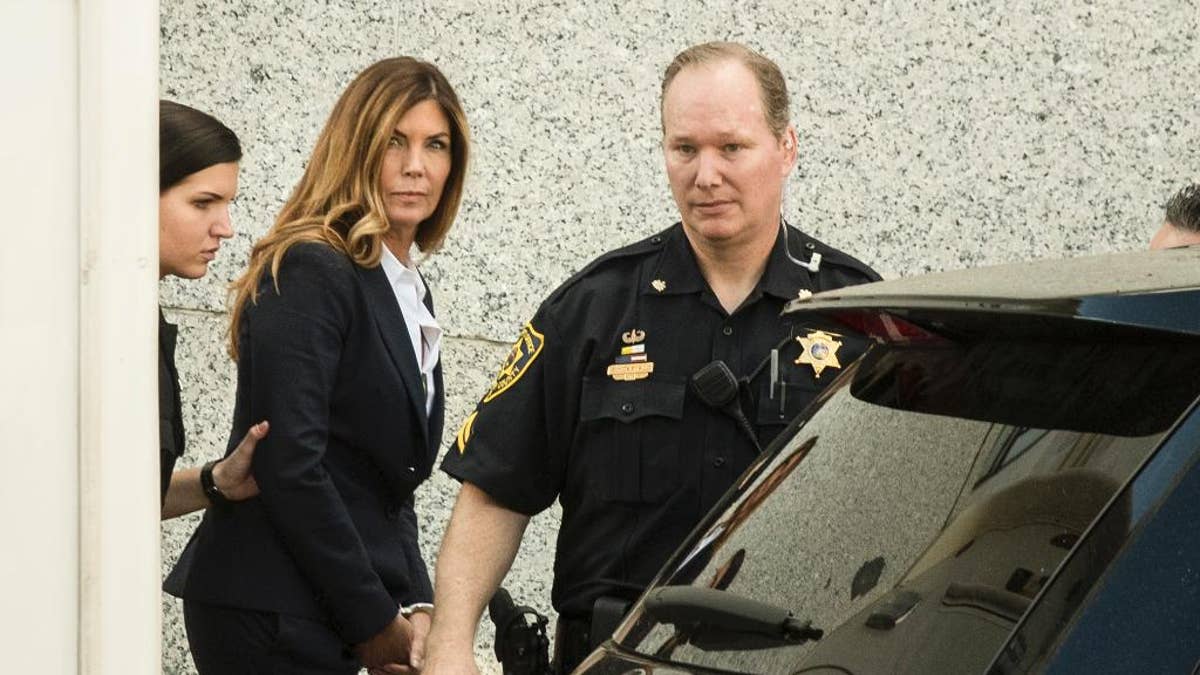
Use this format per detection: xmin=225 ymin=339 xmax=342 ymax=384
xmin=786 ymin=245 xmax=1200 ymax=335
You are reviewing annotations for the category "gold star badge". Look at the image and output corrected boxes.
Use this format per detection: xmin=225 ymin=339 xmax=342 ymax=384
xmin=651 ymin=279 xmax=667 ymax=293
xmin=795 ymin=330 xmax=843 ymax=378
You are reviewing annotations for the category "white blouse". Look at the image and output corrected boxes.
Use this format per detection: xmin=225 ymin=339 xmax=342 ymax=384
xmin=379 ymin=245 xmax=442 ymax=415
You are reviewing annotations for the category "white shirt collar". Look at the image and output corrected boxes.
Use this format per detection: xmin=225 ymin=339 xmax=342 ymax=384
xmin=380 ymin=243 xmax=426 ymax=300
xmin=380 ymin=244 xmax=441 ymax=415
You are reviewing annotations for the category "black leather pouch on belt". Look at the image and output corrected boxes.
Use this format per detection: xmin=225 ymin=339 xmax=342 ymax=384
xmin=589 ymin=596 xmax=632 ymax=649
xmin=555 ymin=596 xmax=634 ymax=674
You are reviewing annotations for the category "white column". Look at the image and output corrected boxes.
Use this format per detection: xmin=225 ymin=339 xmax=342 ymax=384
xmin=0 ymin=1 xmax=159 ymax=673
xmin=0 ymin=2 xmax=82 ymax=673
xmin=77 ymin=0 xmax=161 ymax=672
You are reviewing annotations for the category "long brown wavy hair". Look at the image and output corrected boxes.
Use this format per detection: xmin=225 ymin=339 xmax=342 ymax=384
xmin=228 ymin=57 xmax=470 ymax=359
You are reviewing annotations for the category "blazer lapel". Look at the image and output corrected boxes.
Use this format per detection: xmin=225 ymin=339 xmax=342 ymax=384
xmin=356 ymin=264 xmax=429 ymax=445
xmin=423 ymin=286 xmax=446 ymax=455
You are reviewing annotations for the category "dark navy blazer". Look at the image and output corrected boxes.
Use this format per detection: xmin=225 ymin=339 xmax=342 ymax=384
xmin=166 ymin=242 xmax=444 ymax=644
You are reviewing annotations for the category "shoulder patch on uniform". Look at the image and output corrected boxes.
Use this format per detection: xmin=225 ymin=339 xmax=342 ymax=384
xmin=482 ymin=322 xmax=546 ymax=403
xmin=454 ymin=410 xmax=478 ymax=454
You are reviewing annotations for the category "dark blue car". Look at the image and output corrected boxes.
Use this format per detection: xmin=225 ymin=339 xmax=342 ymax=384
xmin=576 ymin=245 xmax=1200 ymax=675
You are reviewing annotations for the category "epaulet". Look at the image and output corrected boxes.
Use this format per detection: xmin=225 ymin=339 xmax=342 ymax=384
xmin=797 ymin=230 xmax=883 ymax=283
xmin=544 ymin=226 xmax=672 ymax=304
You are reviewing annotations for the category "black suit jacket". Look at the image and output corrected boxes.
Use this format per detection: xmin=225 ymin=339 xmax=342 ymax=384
xmin=165 ymin=242 xmax=444 ymax=644
xmin=159 ymin=308 xmax=185 ymax=505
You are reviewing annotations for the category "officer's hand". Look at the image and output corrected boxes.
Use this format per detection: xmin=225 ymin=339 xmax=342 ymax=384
xmin=420 ymin=645 xmax=481 ymax=675
xmin=211 ymin=420 xmax=269 ymax=501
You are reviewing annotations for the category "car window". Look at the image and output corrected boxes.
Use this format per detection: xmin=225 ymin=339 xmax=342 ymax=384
xmin=989 ymin=399 xmax=1200 ymax=674
xmin=617 ymin=335 xmax=1200 ymax=675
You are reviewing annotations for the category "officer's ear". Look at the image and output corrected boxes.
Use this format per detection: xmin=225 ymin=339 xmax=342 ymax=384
xmin=780 ymin=126 xmax=799 ymax=175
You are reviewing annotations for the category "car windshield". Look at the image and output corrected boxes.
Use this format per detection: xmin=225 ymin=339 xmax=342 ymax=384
xmin=617 ymin=323 xmax=1200 ymax=675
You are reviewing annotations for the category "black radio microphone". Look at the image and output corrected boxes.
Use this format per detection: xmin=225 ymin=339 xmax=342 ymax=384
xmin=691 ymin=361 xmax=762 ymax=453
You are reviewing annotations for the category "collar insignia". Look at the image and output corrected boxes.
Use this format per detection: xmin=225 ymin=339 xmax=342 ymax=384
xmin=651 ymin=279 xmax=667 ymax=293
xmin=795 ymin=330 xmax=843 ymax=378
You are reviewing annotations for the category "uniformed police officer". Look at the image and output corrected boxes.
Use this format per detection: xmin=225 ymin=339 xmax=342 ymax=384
xmin=424 ymin=42 xmax=880 ymax=675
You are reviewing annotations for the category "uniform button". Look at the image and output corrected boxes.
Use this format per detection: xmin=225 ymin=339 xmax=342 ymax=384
xmin=713 ymin=457 xmax=727 ymax=468
xmin=805 ymin=241 xmax=816 ymax=250
xmin=620 ymin=402 xmax=635 ymax=415
xmin=651 ymin=236 xmax=663 ymax=244
xmin=722 ymin=326 xmax=734 ymax=336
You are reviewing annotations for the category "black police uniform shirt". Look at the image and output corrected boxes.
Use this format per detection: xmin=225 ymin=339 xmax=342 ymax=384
xmin=442 ymin=222 xmax=880 ymax=618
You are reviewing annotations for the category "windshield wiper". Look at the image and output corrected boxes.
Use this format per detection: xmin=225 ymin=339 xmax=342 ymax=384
xmin=644 ymin=586 xmax=823 ymax=651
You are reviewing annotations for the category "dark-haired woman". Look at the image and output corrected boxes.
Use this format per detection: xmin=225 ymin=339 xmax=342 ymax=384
xmin=166 ymin=58 xmax=471 ymax=674
xmin=159 ymin=99 xmax=267 ymax=519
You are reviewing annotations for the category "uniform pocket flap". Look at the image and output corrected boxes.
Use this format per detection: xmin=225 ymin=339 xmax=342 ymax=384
xmin=580 ymin=375 xmax=687 ymax=423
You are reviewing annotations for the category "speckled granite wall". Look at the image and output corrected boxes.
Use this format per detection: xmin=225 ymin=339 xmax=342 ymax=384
xmin=160 ymin=1 xmax=1200 ymax=672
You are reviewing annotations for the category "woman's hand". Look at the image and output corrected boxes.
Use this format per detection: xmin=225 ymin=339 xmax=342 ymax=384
xmin=366 ymin=608 xmax=432 ymax=674
xmin=211 ymin=420 xmax=269 ymax=500
xmin=161 ymin=420 xmax=270 ymax=519
xmin=407 ymin=609 xmax=432 ymax=668
xmin=356 ymin=612 xmax=414 ymax=670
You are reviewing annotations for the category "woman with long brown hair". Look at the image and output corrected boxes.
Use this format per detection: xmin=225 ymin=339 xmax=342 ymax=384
xmin=166 ymin=57 xmax=470 ymax=674
xmin=158 ymin=99 xmax=267 ymax=520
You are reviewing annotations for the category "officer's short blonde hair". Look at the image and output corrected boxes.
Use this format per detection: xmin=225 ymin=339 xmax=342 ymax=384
xmin=661 ymin=41 xmax=790 ymax=137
